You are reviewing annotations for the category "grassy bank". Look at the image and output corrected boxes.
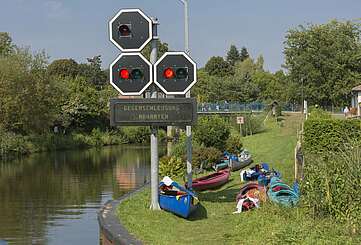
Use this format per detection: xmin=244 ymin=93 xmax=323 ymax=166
xmin=117 ymin=114 xmax=360 ymax=244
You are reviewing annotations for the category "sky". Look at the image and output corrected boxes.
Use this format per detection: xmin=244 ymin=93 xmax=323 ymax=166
xmin=1 ymin=0 xmax=360 ymax=72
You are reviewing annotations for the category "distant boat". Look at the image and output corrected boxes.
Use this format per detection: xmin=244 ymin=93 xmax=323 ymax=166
xmin=213 ymin=159 xmax=229 ymax=171
xmin=159 ymin=177 xmax=199 ymax=219
xmin=229 ymin=150 xmax=252 ymax=171
xmin=188 ymin=169 xmax=230 ymax=191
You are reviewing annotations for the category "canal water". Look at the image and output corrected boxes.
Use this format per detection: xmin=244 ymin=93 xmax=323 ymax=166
xmin=0 ymin=145 xmax=155 ymax=245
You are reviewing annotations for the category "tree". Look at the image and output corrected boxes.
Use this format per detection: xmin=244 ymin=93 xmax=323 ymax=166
xmin=192 ymin=69 xmax=226 ymax=102
xmin=142 ymin=40 xmax=169 ymax=60
xmin=240 ymin=47 xmax=250 ymax=62
xmin=47 ymin=59 xmax=79 ymax=78
xmin=205 ymin=56 xmax=234 ymax=77
xmin=194 ymin=115 xmax=230 ymax=151
xmin=234 ymin=57 xmax=257 ymax=78
xmin=78 ymin=55 xmax=107 ymax=86
xmin=0 ymin=32 xmax=14 ymax=57
xmin=58 ymin=77 xmax=104 ymax=131
xmin=255 ymin=55 xmax=264 ymax=71
xmin=226 ymin=45 xmax=240 ymax=66
xmin=284 ymin=20 xmax=361 ymax=107
xmin=0 ymin=48 xmax=57 ymax=134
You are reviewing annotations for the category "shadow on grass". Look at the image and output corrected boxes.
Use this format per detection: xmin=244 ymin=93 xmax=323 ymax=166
xmin=198 ymin=186 xmax=239 ymax=203
xmin=188 ymin=203 xmax=208 ymax=221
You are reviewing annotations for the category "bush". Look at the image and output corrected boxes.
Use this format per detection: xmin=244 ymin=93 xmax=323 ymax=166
xmin=226 ymin=134 xmax=243 ymax=154
xmin=171 ymin=133 xmax=187 ymax=158
xmin=0 ymin=127 xmax=128 ymax=158
xmin=122 ymin=126 xmax=151 ymax=144
xmin=159 ymin=156 xmax=185 ymax=178
xmin=0 ymin=127 xmax=31 ymax=157
xmin=304 ymin=119 xmax=361 ymax=153
xmin=194 ymin=115 xmax=230 ymax=150
xmin=308 ymin=106 xmax=331 ymax=120
xmin=302 ymin=143 xmax=361 ymax=231
xmin=192 ymin=146 xmax=222 ymax=170
xmin=242 ymin=114 xmax=265 ymax=136
xmin=230 ymin=114 xmax=265 ymax=136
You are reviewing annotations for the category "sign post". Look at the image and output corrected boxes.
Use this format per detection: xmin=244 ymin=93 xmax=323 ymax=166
xmin=236 ymin=116 xmax=244 ymax=136
xmin=149 ymin=17 xmax=160 ymax=210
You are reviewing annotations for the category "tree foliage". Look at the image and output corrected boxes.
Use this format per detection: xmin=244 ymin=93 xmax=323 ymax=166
xmin=47 ymin=59 xmax=79 ymax=78
xmin=142 ymin=40 xmax=169 ymax=60
xmin=194 ymin=115 xmax=230 ymax=151
xmin=193 ymin=56 xmax=293 ymax=103
xmin=284 ymin=20 xmax=361 ymax=107
xmin=205 ymin=56 xmax=234 ymax=77
xmin=0 ymin=32 xmax=14 ymax=57
xmin=78 ymin=55 xmax=107 ymax=86
xmin=0 ymin=48 xmax=57 ymax=134
xmin=240 ymin=47 xmax=250 ymax=62
xmin=226 ymin=45 xmax=240 ymax=66
xmin=0 ymin=33 xmax=116 ymax=136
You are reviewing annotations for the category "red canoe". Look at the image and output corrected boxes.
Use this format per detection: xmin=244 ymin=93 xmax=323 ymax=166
xmin=187 ymin=169 xmax=230 ymax=191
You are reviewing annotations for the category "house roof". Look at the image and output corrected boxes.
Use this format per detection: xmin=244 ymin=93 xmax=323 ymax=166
xmin=352 ymin=85 xmax=361 ymax=91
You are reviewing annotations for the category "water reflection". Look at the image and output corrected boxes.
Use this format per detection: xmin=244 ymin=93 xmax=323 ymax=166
xmin=0 ymin=145 xmax=151 ymax=245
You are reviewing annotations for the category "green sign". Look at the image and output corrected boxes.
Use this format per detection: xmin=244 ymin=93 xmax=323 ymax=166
xmin=110 ymin=98 xmax=197 ymax=126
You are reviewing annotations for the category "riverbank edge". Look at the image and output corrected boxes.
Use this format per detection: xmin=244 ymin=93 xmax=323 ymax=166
xmin=98 ymin=183 xmax=149 ymax=245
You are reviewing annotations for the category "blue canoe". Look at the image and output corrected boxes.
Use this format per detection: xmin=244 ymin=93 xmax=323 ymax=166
xmin=159 ymin=178 xmax=199 ymax=218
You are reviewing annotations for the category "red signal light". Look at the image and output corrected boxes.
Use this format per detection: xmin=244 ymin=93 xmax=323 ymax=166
xmin=163 ymin=68 xmax=175 ymax=79
xmin=119 ymin=24 xmax=131 ymax=37
xmin=120 ymin=69 xmax=130 ymax=79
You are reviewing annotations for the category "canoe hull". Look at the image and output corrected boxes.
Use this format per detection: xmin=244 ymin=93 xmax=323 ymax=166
xmin=230 ymin=158 xmax=252 ymax=171
xmin=190 ymin=169 xmax=230 ymax=191
xmin=214 ymin=161 xmax=229 ymax=171
xmin=159 ymin=194 xmax=198 ymax=218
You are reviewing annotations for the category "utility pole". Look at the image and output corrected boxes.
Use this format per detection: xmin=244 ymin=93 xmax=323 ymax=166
xmin=150 ymin=17 xmax=160 ymax=210
xmin=178 ymin=0 xmax=192 ymax=189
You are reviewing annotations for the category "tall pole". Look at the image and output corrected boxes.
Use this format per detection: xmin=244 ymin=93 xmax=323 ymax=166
xmin=150 ymin=17 xmax=160 ymax=210
xmin=181 ymin=0 xmax=190 ymax=54
xmin=179 ymin=0 xmax=192 ymax=189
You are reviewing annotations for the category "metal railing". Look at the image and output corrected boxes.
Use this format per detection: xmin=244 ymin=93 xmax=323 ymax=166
xmin=197 ymin=102 xmax=343 ymax=114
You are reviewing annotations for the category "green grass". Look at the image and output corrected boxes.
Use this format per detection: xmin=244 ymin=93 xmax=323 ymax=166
xmin=117 ymin=113 xmax=361 ymax=244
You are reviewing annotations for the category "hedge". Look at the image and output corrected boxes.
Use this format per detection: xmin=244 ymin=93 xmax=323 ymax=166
xmin=303 ymin=119 xmax=361 ymax=153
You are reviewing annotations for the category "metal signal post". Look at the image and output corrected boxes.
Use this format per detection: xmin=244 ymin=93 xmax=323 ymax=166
xmin=149 ymin=17 xmax=160 ymax=210
xmin=178 ymin=0 xmax=192 ymax=189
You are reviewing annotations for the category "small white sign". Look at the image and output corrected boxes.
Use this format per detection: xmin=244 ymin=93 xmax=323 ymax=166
xmin=237 ymin=116 xmax=244 ymax=124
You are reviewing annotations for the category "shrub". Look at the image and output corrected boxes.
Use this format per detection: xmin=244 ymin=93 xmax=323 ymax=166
xmin=0 ymin=128 xmax=31 ymax=157
xmin=122 ymin=126 xmax=151 ymax=144
xmin=230 ymin=114 xmax=265 ymax=136
xmin=308 ymin=106 xmax=331 ymax=120
xmin=159 ymin=156 xmax=185 ymax=178
xmin=194 ymin=115 xmax=230 ymax=150
xmin=302 ymin=143 xmax=361 ymax=231
xmin=226 ymin=134 xmax=243 ymax=154
xmin=171 ymin=133 xmax=187 ymax=158
xmin=242 ymin=114 xmax=265 ymax=136
xmin=304 ymin=119 xmax=361 ymax=153
xmin=192 ymin=146 xmax=222 ymax=170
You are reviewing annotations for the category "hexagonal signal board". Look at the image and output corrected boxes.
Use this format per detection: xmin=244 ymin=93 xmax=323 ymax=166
xmin=110 ymin=53 xmax=153 ymax=96
xmin=109 ymin=9 xmax=152 ymax=52
xmin=154 ymin=52 xmax=197 ymax=95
